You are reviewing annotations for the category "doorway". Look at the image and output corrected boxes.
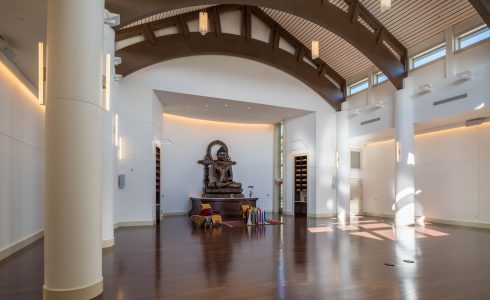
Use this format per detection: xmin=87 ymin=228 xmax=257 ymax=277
xmin=155 ymin=145 xmax=161 ymax=223
xmin=350 ymin=179 xmax=362 ymax=216
xmin=294 ymin=155 xmax=308 ymax=216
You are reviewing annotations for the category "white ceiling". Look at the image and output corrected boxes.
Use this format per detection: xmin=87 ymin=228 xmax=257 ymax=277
xmin=155 ymin=90 xmax=312 ymax=124
xmin=0 ymin=0 xmax=47 ymax=87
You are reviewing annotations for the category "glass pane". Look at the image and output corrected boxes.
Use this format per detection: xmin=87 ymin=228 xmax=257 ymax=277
xmin=375 ymin=73 xmax=388 ymax=84
xmin=412 ymin=47 xmax=446 ymax=68
xmin=459 ymin=27 xmax=490 ymax=49
xmin=348 ymin=79 xmax=368 ymax=95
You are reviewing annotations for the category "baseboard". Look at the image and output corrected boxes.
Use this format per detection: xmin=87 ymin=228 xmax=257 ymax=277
xmin=424 ymin=217 xmax=490 ymax=229
xmin=308 ymin=213 xmax=337 ymax=218
xmin=102 ymin=238 xmax=115 ymax=248
xmin=364 ymin=212 xmax=394 ymax=219
xmin=0 ymin=230 xmax=44 ymax=261
xmin=115 ymin=220 xmax=155 ymax=228
xmin=162 ymin=212 xmax=188 ymax=216
xmin=364 ymin=212 xmax=490 ymax=229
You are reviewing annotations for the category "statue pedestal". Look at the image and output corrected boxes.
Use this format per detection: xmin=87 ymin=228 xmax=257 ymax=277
xmin=189 ymin=197 xmax=258 ymax=220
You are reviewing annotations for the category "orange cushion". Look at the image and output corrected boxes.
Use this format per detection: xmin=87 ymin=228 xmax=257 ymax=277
xmin=201 ymin=203 xmax=212 ymax=209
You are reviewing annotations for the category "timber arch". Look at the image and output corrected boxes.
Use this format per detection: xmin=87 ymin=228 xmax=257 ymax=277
xmin=107 ymin=0 xmax=408 ymax=89
xmin=115 ymin=6 xmax=347 ymax=110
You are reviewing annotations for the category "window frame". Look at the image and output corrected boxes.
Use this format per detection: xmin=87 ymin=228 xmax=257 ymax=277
xmin=409 ymin=43 xmax=446 ymax=70
xmin=347 ymin=78 xmax=369 ymax=96
xmin=456 ymin=25 xmax=490 ymax=50
xmin=373 ymin=72 xmax=388 ymax=85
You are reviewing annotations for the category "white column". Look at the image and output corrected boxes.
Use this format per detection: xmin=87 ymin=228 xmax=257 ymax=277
xmin=394 ymin=79 xmax=415 ymax=226
xmin=336 ymin=110 xmax=350 ymax=224
xmin=101 ymin=25 xmax=116 ymax=248
xmin=44 ymin=0 xmax=104 ymax=299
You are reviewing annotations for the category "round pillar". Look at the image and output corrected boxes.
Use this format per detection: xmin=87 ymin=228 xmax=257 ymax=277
xmin=336 ymin=110 xmax=350 ymax=224
xmin=101 ymin=25 xmax=116 ymax=248
xmin=44 ymin=0 xmax=104 ymax=299
xmin=394 ymin=80 xmax=415 ymax=226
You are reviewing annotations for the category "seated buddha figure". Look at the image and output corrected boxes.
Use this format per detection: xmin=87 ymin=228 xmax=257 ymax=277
xmin=208 ymin=147 xmax=242 ymax=189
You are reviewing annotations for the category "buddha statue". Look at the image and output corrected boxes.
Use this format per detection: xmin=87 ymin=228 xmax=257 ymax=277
xmin=208 ymin=147 xmax=242 ymax=189
xmin=198 ymin=141 xmax=243 ymax=198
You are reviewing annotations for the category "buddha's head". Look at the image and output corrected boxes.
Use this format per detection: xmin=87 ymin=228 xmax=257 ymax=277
xmin=216 ymin=147 xmax=228 ymax=161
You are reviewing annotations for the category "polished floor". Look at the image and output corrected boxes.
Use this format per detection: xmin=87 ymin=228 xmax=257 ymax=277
xmin=1 ymin=215 xmax=490 ymax=299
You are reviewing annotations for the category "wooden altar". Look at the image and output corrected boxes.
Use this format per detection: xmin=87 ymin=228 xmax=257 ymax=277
xmin=189 ymin=197 xmax=258 ymax=220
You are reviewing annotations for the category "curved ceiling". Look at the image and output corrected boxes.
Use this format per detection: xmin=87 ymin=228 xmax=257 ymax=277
xmin=115 ymin=5 xmax=346 ymax=110
xmin=106 ymin=0 xmax=408 ymax=89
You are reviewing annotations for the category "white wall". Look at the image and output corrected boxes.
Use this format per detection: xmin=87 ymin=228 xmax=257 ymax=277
xmin=0 ymin=55 xmax=44 ymax=254
xmin=116 ymin=55 xmax=338 ymax=221
xmin=362 ymin=124 xmax=490 ymax=225
xmin=161 ymin=114 xmax=274 ymax=213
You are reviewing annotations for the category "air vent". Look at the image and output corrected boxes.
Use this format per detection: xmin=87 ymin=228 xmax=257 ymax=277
xmin=361 ymin=117 xmax=381 ymax=126
xmin=433 ymin=93 xmax=467 ymax=106
xmin=351 ymin=151 xmax=361 ymax=169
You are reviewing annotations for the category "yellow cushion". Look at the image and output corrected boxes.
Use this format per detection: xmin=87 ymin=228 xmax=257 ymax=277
xmin=201 ymin=203 xmax=212 ymax=209
xmin=212 ymin=215 xmax=222 ymax=224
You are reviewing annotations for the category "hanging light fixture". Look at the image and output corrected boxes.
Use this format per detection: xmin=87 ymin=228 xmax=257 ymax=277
xmin=199 ymin=11 xmax=209 ymax=36
xmin=311 ymin=40 xmax=319 ymax=60
xmin=380 ymin=0 xmax=392 ymax=13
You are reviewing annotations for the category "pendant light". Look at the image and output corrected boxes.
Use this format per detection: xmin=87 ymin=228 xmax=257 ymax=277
xmin=380 ymin=0 xmax=392 ymax=13
xmin=199 ymin=11 xmax=209 ymax=36
xmin=311 ymin=40 xmax=319 ymax=60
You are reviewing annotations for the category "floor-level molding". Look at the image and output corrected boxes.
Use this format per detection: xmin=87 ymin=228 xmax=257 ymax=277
xmin=43 ymin=278 xmax=103 ymax=300
xmin=102 ymin=238 xmax=115 ymax=248
xmin=162 ymin=212 xmax=188 ymax=216
xmin=115 ymin=220 xmax=155 ymax=228
xmin=364 ymin=212 xmax=490 ymax=229
xmin=309 ymin=213 xmax=337 ymax=218
xmin=0 ymin=230 xmax=44 ymax=261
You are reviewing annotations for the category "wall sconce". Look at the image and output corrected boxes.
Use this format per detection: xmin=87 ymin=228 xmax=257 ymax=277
xmin=311 ymin=40 xmax=319 ymax=60
xmin=113 ymin=56 xmax=122 ymax=66
xmin=199 ymin=11 xmax=209 ymax=36
xmin=419 ymin=83 xmax=433 ymax=93
xmin=104 ymin=53 xmax=111 ymax=111
xmin=349 ymin=109 xmax=361 ymax=117
xmin=396 ymin=141 xmax=401 ymax=163
xmin=456 ymin=70 xmax=472 ymax=81
xmin=38 ymin=42 xmax=45 ymax=105
xmin=118 ymin=137 xmax=123 ymax=160
xmin=114 ymin=114 xmax=119 ymax=146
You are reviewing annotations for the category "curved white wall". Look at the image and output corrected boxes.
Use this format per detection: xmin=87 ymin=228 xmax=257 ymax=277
xmin=116 ymin=55 xmax=338 ymax=221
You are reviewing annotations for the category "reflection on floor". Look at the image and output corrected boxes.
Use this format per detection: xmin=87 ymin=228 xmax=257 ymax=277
xmin=308 ymin=217 xmax=450 ymax=242
xmin=0 ymin=215 xmax=489 ymax=300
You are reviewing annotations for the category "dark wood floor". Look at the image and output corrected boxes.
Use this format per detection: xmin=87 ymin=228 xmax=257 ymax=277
xmin=1 ymin=215 xmax=490 ymax=299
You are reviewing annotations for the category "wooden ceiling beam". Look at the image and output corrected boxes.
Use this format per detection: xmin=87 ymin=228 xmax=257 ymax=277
xmin=114 ymin=6 xmax=346 ymax=110
xmin=106 ymin=0 xmax=408 ymax=89
xmin=469 ymin=0 xmax=490 ymax=27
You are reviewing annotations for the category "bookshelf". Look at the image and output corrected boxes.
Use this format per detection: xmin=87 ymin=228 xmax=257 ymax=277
xmin=156 ymin=146 xmax=161 ymax=223
xmin=294 ymin=155 xmax=307 ymax=215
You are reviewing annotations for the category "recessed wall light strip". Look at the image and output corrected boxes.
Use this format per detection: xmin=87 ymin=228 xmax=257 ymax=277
xmin=105 ymin=53 xmax=111 ymax=111
xmin=38 ymin=42 xmax=45 ymax=105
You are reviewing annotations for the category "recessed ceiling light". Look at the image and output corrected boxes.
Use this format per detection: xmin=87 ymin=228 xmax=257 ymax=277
xmin=247 ymin=107 xmax=251 ymax=110
xmin=224 ymin=104 xmax=228 ymax=107
xmin=205 ymin=104 xmax=209 ymax=107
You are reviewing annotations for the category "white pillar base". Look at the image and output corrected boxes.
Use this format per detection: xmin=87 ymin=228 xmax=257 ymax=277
xmin=43 ymin=278 xmax=103 ymax=300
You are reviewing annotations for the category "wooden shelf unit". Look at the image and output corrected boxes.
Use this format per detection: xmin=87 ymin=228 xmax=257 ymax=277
xmin=155 ymin=146 xmax=161 ymax=223
xmin=294 ymin=155 xmax=307 ymax=215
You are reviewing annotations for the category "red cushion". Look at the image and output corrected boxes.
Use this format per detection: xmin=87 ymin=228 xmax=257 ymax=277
xmin=199 ymin=208 xmax=212 ymax=216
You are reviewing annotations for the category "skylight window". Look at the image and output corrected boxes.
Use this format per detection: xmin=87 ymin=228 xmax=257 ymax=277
xmin=348 ymin=78 xmax=369 ymax=96
xmin=373 ymin=72 xmax=388 ymax=85
xmin=457 ymin=25 xmax=490 ymax=50
xmin=410 ymin=44 xmax=446 ymax=69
